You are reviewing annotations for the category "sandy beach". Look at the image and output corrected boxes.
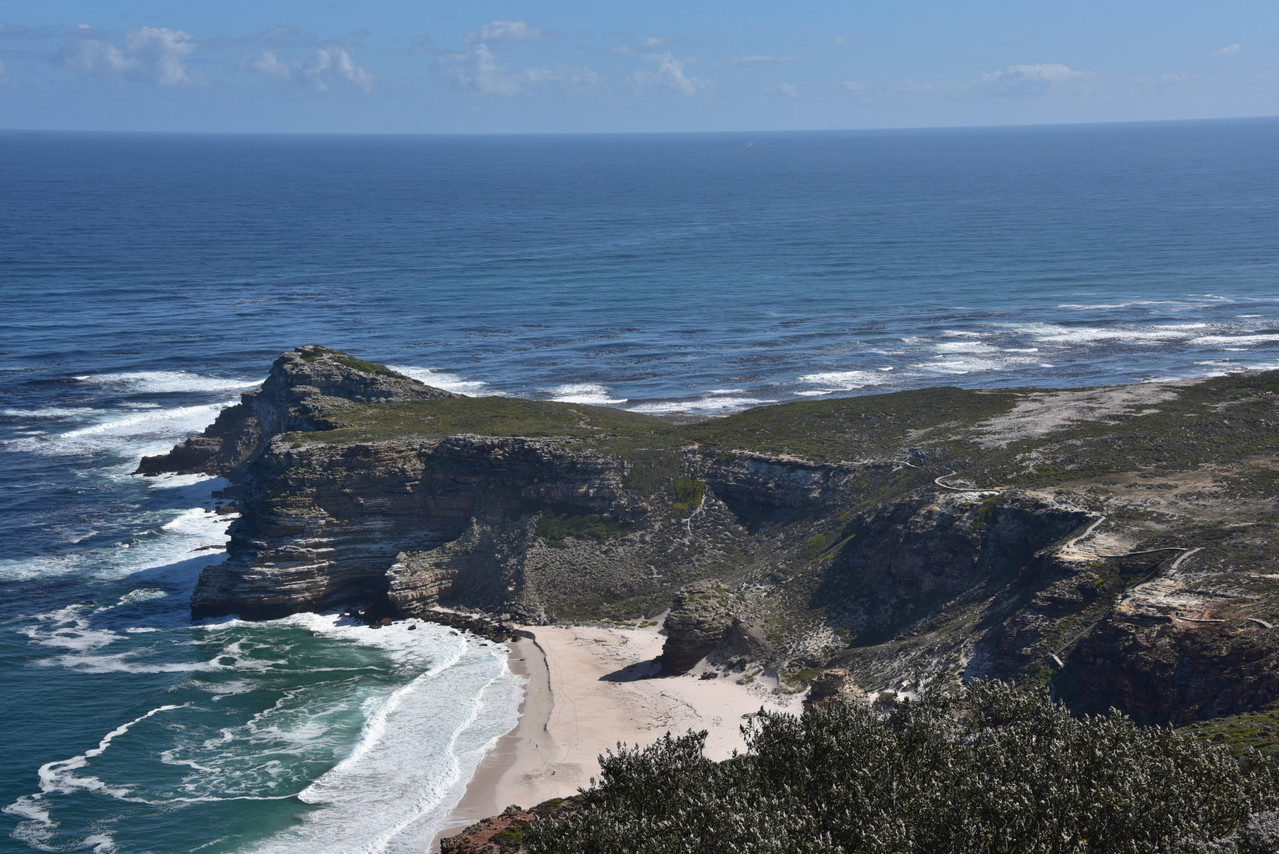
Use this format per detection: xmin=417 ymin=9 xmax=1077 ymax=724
xmin=432 ymin=623 xmax=802 ymax=849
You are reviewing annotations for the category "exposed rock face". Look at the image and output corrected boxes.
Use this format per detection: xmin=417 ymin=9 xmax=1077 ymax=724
xmin=1062 ymin=601 xmax=1279 ymax=726
xmin=659 ymin=582 xmax=740 ymax=674
xmin=142 ymin=349 xmax=1279 ymax=729
xmin=192 ymin=434 xmax=636 ymax=620
xmin=136 ymin=345 xmax=453 ymax=478
xmin=804 ymin=668 xmax=864 ymax=711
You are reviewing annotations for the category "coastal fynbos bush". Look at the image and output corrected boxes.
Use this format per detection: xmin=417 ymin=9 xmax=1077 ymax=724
xmin=524 ymin=682 xmax=1279 ymax=853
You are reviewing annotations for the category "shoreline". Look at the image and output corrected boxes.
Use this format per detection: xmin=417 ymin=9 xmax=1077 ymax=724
xmin=432 ymin=622 xmax=802 ymax=851
xmin=430 ymin=635 xmax=550 ymax=851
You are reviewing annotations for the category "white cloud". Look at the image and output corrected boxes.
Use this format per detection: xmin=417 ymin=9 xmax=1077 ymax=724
xmin=241 ymin=46 xmax=374 ymax=91
xmin=984 ymin=63 xmax=1083 ymax=83
xmin=0 ymin=59 xmax=6 ymax=83
xmin=981 ymin=63 xmax=1089 ymax=96
xmin=1214 ymin=43 xmax=1243 ymax=55
xmin=1134 ymin=72 xmax=1196 ymax=90
xmin=58 ymin=26 xmax=200 ymax=86
xmin=445 ymin=44 xmax=523 ymax=94
xmin=841 ymin=80 xmax=864 ymax=91
xmin=629 ymin=52 xmax=711 ymax=96
xmin=302 ymin=47 xmax=373 ymax=91
xmin=766 ymin=83 xmax=799 ymax=98
xmin=443 ymin=45 xmax=598 ymax=96
xmin=642 ymin=36 xmax=666 ymax=49
xmin=466 ymin=20 xmax=548 ymax=45
xmin=242 ymin=50 xmax=292 ymax=79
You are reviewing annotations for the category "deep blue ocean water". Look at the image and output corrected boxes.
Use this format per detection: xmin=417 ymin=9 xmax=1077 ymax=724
xmin=2 ymin=119 xmax=1278 ymax=852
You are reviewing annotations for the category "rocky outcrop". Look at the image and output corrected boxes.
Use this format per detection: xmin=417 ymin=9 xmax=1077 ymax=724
xmin=136 ymin=345 xmax=453 ymax=478
xmin=815 ymin=494 xmax=1091 ymax=642
xmin=142 ymin=349 xmax=1279 ymax=730
xmin=191 ymin=434 xmax=636 ymax=620
xmin=804 ymin=668 xmax=864 ymax=710
xmin=1062 ymin=602 xmax=1279 ymax=726
xmin=659 ymin=582 xmax=740 ymax=674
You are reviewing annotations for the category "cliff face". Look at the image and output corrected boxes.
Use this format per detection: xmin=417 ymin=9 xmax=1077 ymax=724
xmin=136 ymin=345 xmax=453 ymax=479
xmin=143 ymin=348 xmax=1279 ymax=726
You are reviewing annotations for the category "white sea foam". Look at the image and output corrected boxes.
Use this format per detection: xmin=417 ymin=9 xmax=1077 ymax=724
xmin=0 ymin=505 xmax=231 ymax=584
xmin=917 ymin=357 xmax=1002 ymax=375
xmin=626 ymin=395 xmax=777 ymax=414
xmin=3 ymin=401 xmax=231 ymax=460
xmin=1189 ymin=333 xmax=1279 ymax=347
xmin=386 ymin=365 xmax=494 ymax=397
xmin=1057 ymin=299 xmax=1200 ymax=310
xmin=935 ymin=341 xmax=993 ymax=353
xmin=1009 ymin=322 xmax=1210 ymax=347
xmin=36 ymin=705 xmax=187 ymax=799
xmin=797 ymin=370 xmax=890 ymax=394
xmin=548 ymin=383 xmax=627 ymax=406
xmin=1 ymin=405 xmax=97 ymax=418
xmin=248 ymin=635 xmax=520 ymax=854
xmin=74 ymin=371 xmax=259 ymax=395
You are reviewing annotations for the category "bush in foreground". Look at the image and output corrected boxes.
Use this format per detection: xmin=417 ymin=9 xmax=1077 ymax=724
xmin=524 ymin=682 xmax=1279 ymax=854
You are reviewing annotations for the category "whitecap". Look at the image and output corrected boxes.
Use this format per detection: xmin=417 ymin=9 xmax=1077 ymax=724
xmin=248 ymin=634 xmax=520 ymax=854
xmin=547 ymin=383 xmax=627 ymax=406
xmin=3 ymin=401 xmax=232 ymax=460
xmin=385 ymin=365 xmax=494 ymax=397
xmin=74 ymin=371 xmax=260 ymax=395
xmin=36 ymin=704 xmax=187 ymax=798
xmin=0 ymin=505 xmax=231 ymax=583
xmin=626 ymin=395 xmax=776 ymax=415
xmin=798 ymin=370 xmax=889 ymax=391
xmin=1008 ymin=322 xmax=1209 ymax=347
xmin=1189 ymin=333 xmax=1279 ymax=347
xmin=0 ymin=405 xmax=97 ymax=418
xmin=115 ymin=588 xmax=169 ymax=606
xmin=935 ymin=341 xmax=994 ymax=353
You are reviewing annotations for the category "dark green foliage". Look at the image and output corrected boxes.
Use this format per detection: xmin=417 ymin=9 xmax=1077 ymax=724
xmin=525 ymin=683 xmax=1279 ymax=854
xmin=299 ymin=344 xmax=401 ymax=376
xmin=535 ymin=507 xmax=631 ymax=546
xmin=672 ymin=477 xmax=706 ymax=515
xmin=1188 ymin=710 xmax=1279 ymax=757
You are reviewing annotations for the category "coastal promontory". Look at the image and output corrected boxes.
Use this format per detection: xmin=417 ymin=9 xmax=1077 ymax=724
xmin=142 ymin=345 xmax=1279 ymax=729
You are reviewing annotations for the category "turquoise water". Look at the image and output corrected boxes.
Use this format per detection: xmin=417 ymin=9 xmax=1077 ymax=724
xmin=2 ymin=119 xmax=1278 ymax=851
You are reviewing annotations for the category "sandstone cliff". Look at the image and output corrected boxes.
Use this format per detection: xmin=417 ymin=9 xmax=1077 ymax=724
xmin=143 ymin=348 xmax=1279 ymax=726
xmin=136 ymin=345 xmax=453 ymax=479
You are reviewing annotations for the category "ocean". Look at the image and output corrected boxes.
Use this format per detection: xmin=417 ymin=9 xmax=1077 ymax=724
xmin=2 ymin=118 xmax=1277 ymax=852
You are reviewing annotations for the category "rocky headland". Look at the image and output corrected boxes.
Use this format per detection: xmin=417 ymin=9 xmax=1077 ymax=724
xmin=141 ymin=345 xmax=1279 ymax=731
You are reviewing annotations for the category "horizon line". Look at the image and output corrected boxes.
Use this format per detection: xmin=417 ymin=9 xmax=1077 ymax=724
xmin=3 ymin=113 xmax=1277 ymax=139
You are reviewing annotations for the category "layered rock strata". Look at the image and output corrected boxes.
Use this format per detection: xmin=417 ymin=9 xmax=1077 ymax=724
xmin=142 ymin=347 xmax=1279 ymax=726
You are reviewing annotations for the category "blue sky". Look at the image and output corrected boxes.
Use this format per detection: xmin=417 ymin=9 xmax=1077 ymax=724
xmin=1 ymin=1 xmax=1275 ymax=133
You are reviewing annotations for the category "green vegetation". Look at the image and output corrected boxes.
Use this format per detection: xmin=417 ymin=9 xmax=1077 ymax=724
xmin=1189 ymin=709 xmax=1279 ymax=756
xmin=683 ymin=386 xmax=1021 ymax=462
xmin=974 ymin=371 xmax=1279 ymax=487
xmin=525 ymin=682 xmax=1279 ymax=854
xmin=298 ymin=345 xmax=401 ymax=377
xmin=535 ymin=507 xmax=631 ymax=546
xmin=671 ymin=477 xmax=706 ymax=515
xmin=306 ymin=395 xmax=681 ymax=446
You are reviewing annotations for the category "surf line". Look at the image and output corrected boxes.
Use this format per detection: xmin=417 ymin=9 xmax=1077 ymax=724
xmin=38 ymin=704 xmax=190 ymax=796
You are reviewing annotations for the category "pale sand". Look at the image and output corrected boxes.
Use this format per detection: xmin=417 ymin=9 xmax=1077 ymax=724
xmin=431 ymin=623 xmax=801 ymax=850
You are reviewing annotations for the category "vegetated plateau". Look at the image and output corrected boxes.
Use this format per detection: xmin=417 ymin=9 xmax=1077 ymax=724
xmin=141 ymin=346 xmax=1279 ymax=850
